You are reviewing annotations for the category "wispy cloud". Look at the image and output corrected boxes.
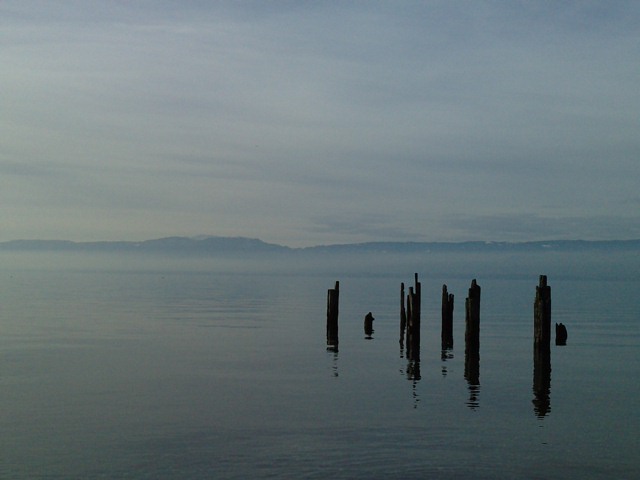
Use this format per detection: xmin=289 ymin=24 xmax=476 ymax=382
xmin=2 ymin=1 xmax=639 ymax=245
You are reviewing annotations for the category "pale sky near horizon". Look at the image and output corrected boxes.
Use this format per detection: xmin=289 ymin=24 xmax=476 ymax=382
xmin=3 ymin=1 xmax=639 ymax=247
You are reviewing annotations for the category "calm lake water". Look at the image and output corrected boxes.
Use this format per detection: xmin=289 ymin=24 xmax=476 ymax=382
xmin=0 ymin=250 xmax=638 ymax=479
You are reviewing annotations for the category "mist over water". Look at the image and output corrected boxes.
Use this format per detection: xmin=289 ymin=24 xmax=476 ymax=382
xmin=0 ymin=249 xmax=638 ymax=478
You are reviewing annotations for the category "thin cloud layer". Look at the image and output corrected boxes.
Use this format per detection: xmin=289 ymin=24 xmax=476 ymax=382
xmin=2 ymin=1 xmax=639 ymax=246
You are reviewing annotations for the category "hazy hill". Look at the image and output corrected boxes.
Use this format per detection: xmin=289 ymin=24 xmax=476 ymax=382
xmin=1 ymin=236 xmax=639 ymax=254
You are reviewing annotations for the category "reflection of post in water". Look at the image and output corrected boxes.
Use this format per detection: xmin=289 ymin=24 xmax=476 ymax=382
xmin=441 ymin=348 xmax=454 ymax=377
xmin=406 ymin=360 xmax=421 ymax=408
xmin=330 ymin=350 xmax=339 ymax=377
xmin=326 ymin=281 xmax=339 ymax=351
xmin=406 ymin=360 xmax=421 ymax=381
xmin=464 ymin=350 xmax=480 ymax=409
xmin=533 ymin=275 xmax=552 ymax=417
xmin=441 ymin=284 xmax=454 ymax=349
xmin=464 ymin=279 xmax=481 ymax=409
xmin=533 ymin=347 xmax=551 ymax=417
xmin=405 ymin=273 xmax=421 ymax=362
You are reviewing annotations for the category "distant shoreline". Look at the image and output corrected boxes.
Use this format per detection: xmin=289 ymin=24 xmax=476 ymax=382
xmin=1 ymin=236 xmax=639 ymax=254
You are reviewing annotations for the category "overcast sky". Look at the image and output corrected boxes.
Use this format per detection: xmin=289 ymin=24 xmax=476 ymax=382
xmin=2 ymin=1 xmax=639 ymax=246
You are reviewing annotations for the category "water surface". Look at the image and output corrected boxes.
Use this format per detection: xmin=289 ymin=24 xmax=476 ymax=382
xmin=0 ymin=251 xmax=638 ymax=478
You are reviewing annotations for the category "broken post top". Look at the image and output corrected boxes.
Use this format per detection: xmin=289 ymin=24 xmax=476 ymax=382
xmin=468 ymin=279 xmax=481 ymax=298
xmin=334 ymin=281 xmax=340 ymax=291
xmin=536 ymin=275 xmax=550 ymax=297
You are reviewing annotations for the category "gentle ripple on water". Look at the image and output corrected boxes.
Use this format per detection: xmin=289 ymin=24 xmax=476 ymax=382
xmin=0 ymin=251 xmax=638 ymax=478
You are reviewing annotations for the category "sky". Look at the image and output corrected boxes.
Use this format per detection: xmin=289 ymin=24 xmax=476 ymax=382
xmin=2 ymin=1 xmax=639 ymax=247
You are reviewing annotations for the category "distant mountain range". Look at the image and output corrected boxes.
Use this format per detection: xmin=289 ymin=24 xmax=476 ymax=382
xmin=1 ymin=236 xmax=639 ymax=254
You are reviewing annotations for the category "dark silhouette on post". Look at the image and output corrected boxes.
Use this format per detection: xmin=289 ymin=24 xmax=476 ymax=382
xmin=326 ymin=281 xmax=339 ymax=351
xmin=555 ymin=322 xmax=567 ymax=346
xmin=441 ymin=284 xmax=454 ymax=349
xmin=364 ymin=312 xmax=375 ymax=338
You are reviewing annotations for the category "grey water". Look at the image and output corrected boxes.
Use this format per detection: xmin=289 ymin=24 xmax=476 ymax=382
xmin=0 ymin=250 xmax=638 ymax=479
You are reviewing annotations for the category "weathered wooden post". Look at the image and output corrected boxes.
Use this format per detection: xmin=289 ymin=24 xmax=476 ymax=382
xmin=406 ymin=273 xmax=421 ymax=361
xmin=555 ymin=322 xmax=567 ymax=346
xmin=534 ymin=275 xmax=551 ymax=352
xmin=532 ymin=275 xmax=552 ymax=416
xmin=464 ymin=279 xmax=480 ymax=408
xmin=400 ymin=282 xmax=406 ymax=346
xmin=326 ymin=281 xmax=339 ymax=350
xmin=405 ymin=286 xmax=414 ymax=356
xmin=364 ymin=312 xmax=374 ymax=338
xmin=464 ymin=279 xmax=481 ymax=353
xmin=441 ymin=284 xmax=454 ymax=349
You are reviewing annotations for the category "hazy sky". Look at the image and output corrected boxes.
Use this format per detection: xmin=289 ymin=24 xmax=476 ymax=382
xmin=3 ymin=1 xmax=639 ymax=246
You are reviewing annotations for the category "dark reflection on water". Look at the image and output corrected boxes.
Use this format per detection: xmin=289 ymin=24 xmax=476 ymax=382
xmin=406 ymin=360 xmax=421 ymax=381
xmin=406 ymin=360 xmax=421 ymax=408
xmin=464 ymin=350 xmax=480 ymax=410
xmin=328 ymin=350 xmax=339 ymax=377
xmin=441 ymin=348 xmax=454 ymax=377
xmin=533 ymin=348 xmax=551 ymax=417
xmin=398 ymin=343 xmax=421 ymax=407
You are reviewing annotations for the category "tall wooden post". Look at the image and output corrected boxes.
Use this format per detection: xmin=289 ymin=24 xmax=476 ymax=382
xmin=405 ymin=287 xmax=414 ymax=356
xmin=326 ymin=281 xmax=339 ymax=350
xmin=464 ymin=279 xmax=481 ymax=408
xmin=406 ymin=273 xmax=421 ymax=361
xmin=533 ymin=275 xmax=552 ymax=416
xmin=465 ymin=279 xmax=481 ymax=353
xmin=441 ymin=284 xmax=454 ymax=349
xmin=400 ymin=282 xmax=406 ymax=346
xmin=534 ymin=275 xmax=551 ymax=352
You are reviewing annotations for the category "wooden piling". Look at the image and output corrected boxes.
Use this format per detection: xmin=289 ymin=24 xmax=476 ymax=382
xmin=400 ymin=282 xmax=406 ymax=346
xmin=555 ymin=322 xmax=567 ymax=346
xmin=364 ymin=312 xmax=374 ymax=338
xmin=463 ymin=279 xmax=481 ymax=408
xmin=326 ymin=281 xmax=339 ymax=350
xmin=534 ymin=275 xmax=551 ymax=352
xmin=465 ymin=279 xmax=481 ymax=354
xmin=405 ymin=287 xmax=414 ymax=355
xmin=405 ymin=273 xmax=421 ymax=361
xmin=441 ymin=284 xmax=454 ymax=349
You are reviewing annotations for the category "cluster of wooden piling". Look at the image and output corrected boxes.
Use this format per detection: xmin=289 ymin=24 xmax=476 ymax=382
xmin=326 ymin=274 xmax=566 ymax=357
xmin=325 ymin=273 xmax=566 ymax=416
